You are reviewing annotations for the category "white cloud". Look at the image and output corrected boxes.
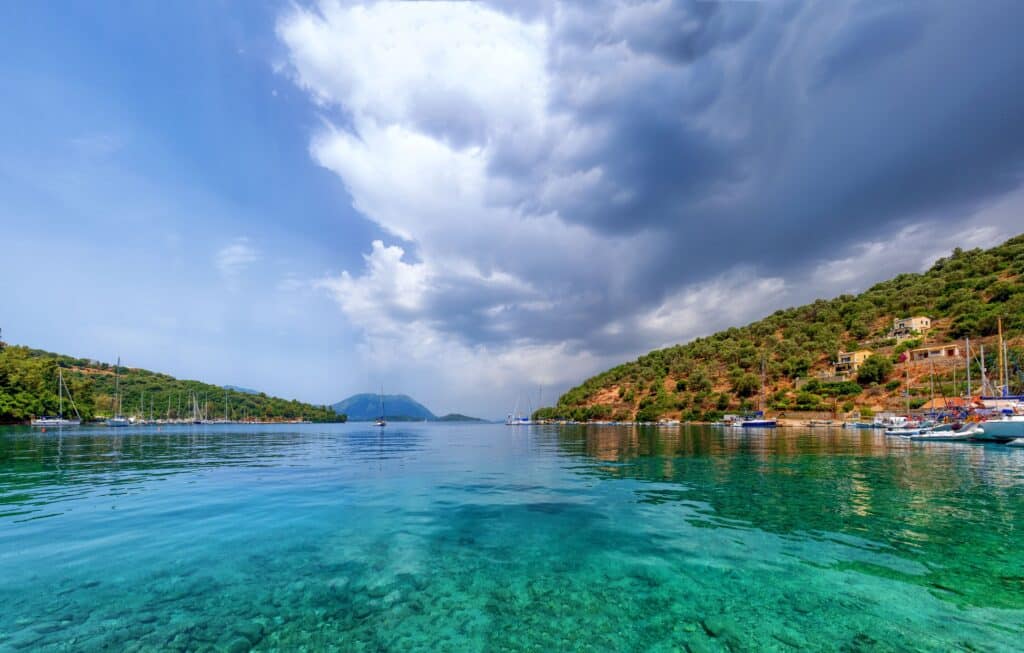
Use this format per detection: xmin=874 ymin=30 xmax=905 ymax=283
xmin=216 ymin=237 xmax=260 ymax=280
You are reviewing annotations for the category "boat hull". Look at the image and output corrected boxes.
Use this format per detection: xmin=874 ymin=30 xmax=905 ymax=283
xmin=31 ymin=418 xmax=81 ymax=427
xmin=106 ymin=418 xmax=130 ymax=427
xmin=885 ymin=427 xmax=932 ymax=437
xmin=974 ymin=417 xmax=1024 ymax=443
xmin=909 ymin=427 xmax=979 ymax=442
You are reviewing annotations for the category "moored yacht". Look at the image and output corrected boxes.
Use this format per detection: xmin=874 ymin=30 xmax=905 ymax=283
xmin=106 ymin=356 xmax=130 ymax=427
xmin=31 ymin=368 xmax=82 ymax=427
xmin=974 ymin=415 xmax=1024 ymax=443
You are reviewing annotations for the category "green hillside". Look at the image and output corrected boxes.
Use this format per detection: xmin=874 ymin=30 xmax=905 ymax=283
xmin=0 ymin=345 xmax=346 ymax=424
xmin=542 ymin=235 xmax=1024 ymax=422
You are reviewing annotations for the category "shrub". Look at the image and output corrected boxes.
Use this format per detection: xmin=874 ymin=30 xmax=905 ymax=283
xmin=857 ymin=355 xmax=893 ymax=385
xmin=733 ymin=373 xmax=759 ymax=398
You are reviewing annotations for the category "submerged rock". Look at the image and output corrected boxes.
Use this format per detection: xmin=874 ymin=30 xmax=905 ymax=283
xmin=233 ymin=621 xmax=264 ymax=645
xmin=701 ymin=616 xmax=736 ymax=638
xmin=223 ymin=635 xmax=251 ymax=653
xmin=684 ymin=638 xmax=717 ymax=653
xmin=772 ymin=627 xmax=807 ymax=649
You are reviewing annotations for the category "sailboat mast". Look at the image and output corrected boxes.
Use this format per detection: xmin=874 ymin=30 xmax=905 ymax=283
xmin=965 ymin=337 xmax=971 ymax=399
xmin=760 ymin=356 xmax=766 ymax=413
xmin=998 ymin=317 xmax=1005 ymax=396
xmin=58 ymin=368 xmax=63 ymax=420
xmin=929 ymin=359 xmax=935 ymax=410
xmin=905 ymin=364 xmax=911 ymax=414
xmin=114 ymin=356 xmax=121 ymax=417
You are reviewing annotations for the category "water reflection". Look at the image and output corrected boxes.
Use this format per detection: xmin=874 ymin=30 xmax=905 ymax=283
xmin=537 ymin=424 xmax=1024 ymax=608
xmin=0 ymin=424 xmax=426 ymax=521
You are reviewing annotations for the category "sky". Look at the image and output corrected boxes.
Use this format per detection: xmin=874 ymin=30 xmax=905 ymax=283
xmin=2 ymin=1 xmax=1024 ymax=418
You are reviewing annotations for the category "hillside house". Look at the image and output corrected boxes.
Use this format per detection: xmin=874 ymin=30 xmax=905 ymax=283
xmin=833 ymin=349 xmax=873 ymax=379
xmin=909 ymin=344 xmax=961 ymax=362
xmin=889 ymin=316 xmax=931 ymax=342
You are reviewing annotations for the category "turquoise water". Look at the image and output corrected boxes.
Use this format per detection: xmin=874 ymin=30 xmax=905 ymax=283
xmin=1 ymin=424 xmax=1023 ymax=652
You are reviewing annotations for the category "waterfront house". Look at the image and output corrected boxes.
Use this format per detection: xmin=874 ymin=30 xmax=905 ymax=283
xmin=889 ymin=316 xmax=931 ymax=341
xmin=833 ymin=349 xmax=873 ymax=379
xmin=909 ymin=343 xmax=961 ymax=362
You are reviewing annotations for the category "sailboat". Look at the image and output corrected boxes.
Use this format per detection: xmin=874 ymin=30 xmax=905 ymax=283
xmin=374 ymin=387 xmax=387 ymax=427
xmin=740 ymin=357 xmax=777 ymax=428
xmin=31 ymin=368 xmax=82 ymax=427
xmin=505 ymin=394 xmax=531 ymax=425
xmin=106 ymin=357 xmax=130 ymax=427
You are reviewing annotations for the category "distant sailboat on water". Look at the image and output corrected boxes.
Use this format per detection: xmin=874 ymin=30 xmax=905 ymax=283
xmin=106 ymin=357 xmax=130 ymax=427
xmin=374 ymin=387 xmax=387 ymax=427
xmin=505 ymin=394 xmax=532 ymax=425
xmin=31 ymin=367 xmax=82 ymax=428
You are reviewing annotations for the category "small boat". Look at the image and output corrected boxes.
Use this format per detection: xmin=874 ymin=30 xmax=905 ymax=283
xmin=31 ymin=368 xmax=81 ymax=428
xmin=741 ymin=418 xmax=777 ymax=428
xmin=909 ymin=426 xmax=981 ymax=442
xmin=885 ymin=421 xmax=936 ymax=437
xmin=374 ymin=387 xmax=386 ymax=427
xmin=1006 ymin=438 xmax=1024 ymax=447
xmin=804 ymin=419 xmax=835 ymax=428
xmin=739 ymin=359 xmax=776 ymax=428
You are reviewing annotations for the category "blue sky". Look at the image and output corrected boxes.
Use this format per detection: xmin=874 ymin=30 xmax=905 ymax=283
xmin=3 ymin=1 xmax=1024 ymax=418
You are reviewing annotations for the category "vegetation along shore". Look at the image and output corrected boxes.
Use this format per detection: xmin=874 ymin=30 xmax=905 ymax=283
xmin=536 ymin=235 xmax=1024 ymax=423
xmin=0 ymin=345 xmax=346 ymax=425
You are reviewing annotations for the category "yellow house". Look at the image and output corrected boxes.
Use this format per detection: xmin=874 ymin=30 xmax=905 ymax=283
xmin=834 ymin=350 xmax=873 ymax=378
xmin=890 ymin=316 xmax=931 ymax=341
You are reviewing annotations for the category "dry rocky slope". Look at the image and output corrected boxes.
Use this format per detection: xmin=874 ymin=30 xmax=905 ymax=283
xmin=544 ymin=235 xmax=1024 ymax=422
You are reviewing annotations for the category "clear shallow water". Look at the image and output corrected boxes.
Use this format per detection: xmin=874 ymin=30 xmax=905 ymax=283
xmin=1 ymin=424 xmax=1023 ymax=652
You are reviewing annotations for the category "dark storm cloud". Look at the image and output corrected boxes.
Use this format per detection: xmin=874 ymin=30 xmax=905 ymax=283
xmin=477 ymin=0 xmax=1024 ymax=336
xmin=814 ymin=2 xmax=928 ymax=89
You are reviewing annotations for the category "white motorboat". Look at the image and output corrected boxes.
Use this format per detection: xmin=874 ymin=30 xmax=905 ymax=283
xmin=909 ymin=426 xmax=980 ymax=442
xmin=974 ymin=415 xmax=1024 ymax=443
xmin=885 ymin=421 xmax=935 ymax=437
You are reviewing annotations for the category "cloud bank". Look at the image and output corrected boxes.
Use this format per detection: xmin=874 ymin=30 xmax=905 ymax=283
xmin=277 ymin=0 xmax=1024 ymax=414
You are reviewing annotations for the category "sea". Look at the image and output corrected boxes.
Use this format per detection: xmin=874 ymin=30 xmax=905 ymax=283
xmin=1 ymin=422 xmax=1022 ymax=651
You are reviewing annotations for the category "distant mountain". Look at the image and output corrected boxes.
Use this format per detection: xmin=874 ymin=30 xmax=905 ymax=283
xmin=332 ymin=393 xmax=436 ymax=421
xmin=224 ymin=385 xmax=259 ymax=395
xmin=436 ymin=413 xmax=485 ymax=422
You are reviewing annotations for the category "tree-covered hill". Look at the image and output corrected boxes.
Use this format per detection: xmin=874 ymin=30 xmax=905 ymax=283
xmin=0 ymin=345 xmax=345 ymax=424
xmin=541 ymin=235 xmax=1024 ymax=422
